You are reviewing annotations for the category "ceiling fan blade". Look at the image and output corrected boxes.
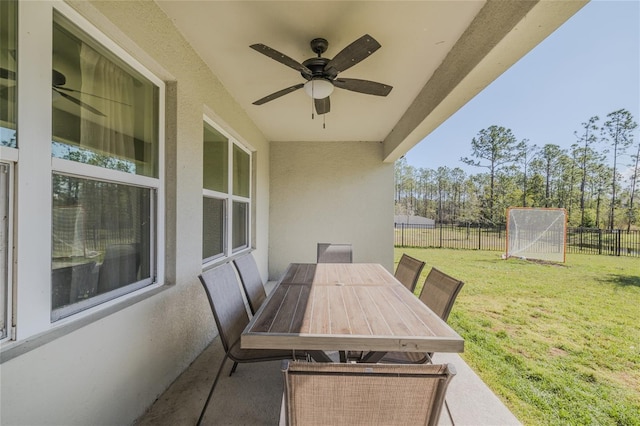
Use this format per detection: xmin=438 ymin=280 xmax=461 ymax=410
xmin=333 ymin=78 xmax=392 ymax=96
xmin=250 ymin=44 xmax=312 ymax=76
xmin=324 ymin=34 xmax=381 ymax=75
xmin=0 ymin=67 xmax=16 ymax=81
xmin=314 ymin=97 xmax=330 ymax=115
xmin=55 ymin=86 xmax=132 ymax=107
xmin=54 ymin=88 xmax=106 ymax=117
xmin=252 ymin=83 xmax=304 ymax=105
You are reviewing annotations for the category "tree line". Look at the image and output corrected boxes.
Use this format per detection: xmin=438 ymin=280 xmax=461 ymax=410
xmin=395 ymin=109 xmax=639 ymax=230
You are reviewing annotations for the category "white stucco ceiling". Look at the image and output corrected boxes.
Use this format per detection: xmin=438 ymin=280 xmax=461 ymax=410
xmin=154 ymin=1 xmax=587 ymax=158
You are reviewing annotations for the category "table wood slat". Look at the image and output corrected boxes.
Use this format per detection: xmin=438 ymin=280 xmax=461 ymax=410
xmin=289 ymin=285 xmax=310 ymax=333
xmin=350 ymin=286 xmax=395 ymax=336
xmin=281 ymin=263 xmax=316 ymax=285
xmin=341 ymin=286 xmax=373 ymax=335
xmin=268 ymin=285 xmax=305 ymax=333
xmin=250 ymin=285 xmax=288 ymax=332
xmin=307 ymin=286 xmax=329 ymax=335
xmin=327 ymin=286 xmax=352 ymax=334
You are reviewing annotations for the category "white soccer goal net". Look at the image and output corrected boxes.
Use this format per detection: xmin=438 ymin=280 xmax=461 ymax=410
xmin=506 ymin=208 xmax=567 ymax=263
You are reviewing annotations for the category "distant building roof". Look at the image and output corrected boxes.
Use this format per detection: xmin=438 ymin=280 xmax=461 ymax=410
xmin=394 ymin=215 xmax=435 ymax=226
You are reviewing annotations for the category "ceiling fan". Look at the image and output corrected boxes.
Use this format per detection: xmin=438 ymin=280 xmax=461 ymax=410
xmin=1 ymin=64 xmax=118 ymax=117
xmin=250 ymin=34 xmax=392 ymax=116
xmin=52 ymin=69 xmax=106 ymax=116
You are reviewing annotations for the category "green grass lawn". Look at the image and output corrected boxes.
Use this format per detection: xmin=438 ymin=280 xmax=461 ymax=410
xmin=394 ymin=248 xmax=640 ymax=425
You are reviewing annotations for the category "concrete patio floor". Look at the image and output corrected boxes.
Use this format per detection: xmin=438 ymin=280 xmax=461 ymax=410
xmin=135 ymin=337 xmax=522 ymax=425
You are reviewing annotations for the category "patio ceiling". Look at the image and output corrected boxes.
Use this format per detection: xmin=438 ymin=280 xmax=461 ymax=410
xmin=155 ymin=1 xmax=587 ymax=161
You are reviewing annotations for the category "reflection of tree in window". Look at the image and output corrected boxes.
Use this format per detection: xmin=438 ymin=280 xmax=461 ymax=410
xmin=52 ymin=175 xmax=147 ymax=256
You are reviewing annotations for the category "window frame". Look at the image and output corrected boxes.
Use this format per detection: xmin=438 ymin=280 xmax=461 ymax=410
xmin=202 ymin=116 xmax=252 ymax=266
xmin=48 ymin=5 xmax=165 ymax=322
xmin=3 ymin=1 xmax=165 ymax=344
xmin=0 ymin=154 xmax=16 ymax=343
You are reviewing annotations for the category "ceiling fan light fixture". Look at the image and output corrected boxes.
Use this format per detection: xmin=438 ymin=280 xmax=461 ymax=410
xmin=304 ymin=78 xmax=334 ymax=99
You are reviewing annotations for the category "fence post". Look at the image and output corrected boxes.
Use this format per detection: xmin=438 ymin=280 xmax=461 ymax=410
xmin=401 ymin=223 xmax=404 ymax=247
xmin=598 ymin=229 xmax=602 ymax=255
xmin=616 ymin=230 xmax=621 ymax=256
xmin=478 ymin=223 xmax=482 ymax=250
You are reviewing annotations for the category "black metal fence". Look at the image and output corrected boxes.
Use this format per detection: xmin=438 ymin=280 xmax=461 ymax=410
xmin=394 ymin=223 xmax=640 ymax=258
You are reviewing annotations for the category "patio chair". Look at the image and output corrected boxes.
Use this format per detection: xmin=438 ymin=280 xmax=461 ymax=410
xmin=317 ymin=243 xmax=352 ymax=263
xmin=197 ymin=263 xmax=305 ymax=426
xmin=233 ymin=253 xmax=267 ymax=315
xmin=419 ymin=267 xmax=465 ymax=323
xmin=97 ymin=244 xmax=140 ymax=294
xmin=381 ymin=267 xmax=464 ymax=364
xmin=51 ymin=261 xmax=98 ymax=309
xmin=281 ymin=360 xmax=456 ymax=426
xmin=394 ymin=253 xmax=426 ymax=293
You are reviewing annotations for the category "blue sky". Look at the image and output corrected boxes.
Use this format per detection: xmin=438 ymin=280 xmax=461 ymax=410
xmin=404 ymin=0 xmax=640 ymax=174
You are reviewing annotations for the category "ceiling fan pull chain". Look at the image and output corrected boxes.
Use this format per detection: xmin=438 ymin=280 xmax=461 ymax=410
xmin=323 ymin=114 xmax=326 ymax=129
xmin=311 ymin=87 xmax=315 ymax=120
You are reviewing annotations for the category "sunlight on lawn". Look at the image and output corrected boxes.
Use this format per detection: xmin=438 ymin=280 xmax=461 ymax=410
xmin=394 ymin=248 xmax=640 ymax=426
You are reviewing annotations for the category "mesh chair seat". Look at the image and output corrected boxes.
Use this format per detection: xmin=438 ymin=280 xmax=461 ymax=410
xmin=282 ymin=361 xmax=455 ymax=426
xmin=381 ymin=267 xmax=464 ymax=365
xmin=317 ymin=243 xmax=353 ymax=263
xmin=233 ymin=253 xmax=267 ymax=315
xmin=394 ymin=253 xmax=426 ymax=293
xmin=227 ymin=340 xmax=303 ymax=363
xmin=376 ymin=351 xmax=431 ymax=364
xmin=419 ymin=267 xmax=465 ymax=322
xmin=197 ymin=263 xmax=305 ymax=425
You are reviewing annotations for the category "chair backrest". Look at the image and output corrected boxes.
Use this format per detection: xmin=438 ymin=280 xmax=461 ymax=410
xmin=418 ymin=267 xmax=464 ymax=322
xmin=52 ymin=262 xmax=97 ymax=309
xmin=394 ymin=253 xmax=425 ymax=293
xmin=317 ymin=243 xmax=352 ymax=263
xmin=198 ymin=263 xmax=250 ymax=353
xmin=97 ymin=244 xmax=140 ymax=294
xmin=282 ymin=361 xmax=455 ymax=426
xmin=233 ymin=253 xmax=267 ymax=315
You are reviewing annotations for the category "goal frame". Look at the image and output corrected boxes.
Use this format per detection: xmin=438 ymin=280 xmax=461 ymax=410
xmin=505 ymin=207 xmax=568 ymax=263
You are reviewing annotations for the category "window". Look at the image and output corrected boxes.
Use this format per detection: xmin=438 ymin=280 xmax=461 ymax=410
xmin=0 ymin=1 xmax=165 ymax=344
xmin=0 ymin=0 xmax=16 ymax=341
xmin=50 ymin=11 xmax=162 ymax=321
xmin=202 ymin=120 xmax=251 ymax=263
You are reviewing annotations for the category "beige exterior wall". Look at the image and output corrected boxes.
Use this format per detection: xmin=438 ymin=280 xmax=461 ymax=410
xmin=3 ymin=2 xmax=393 ymax=425
xmin=269 ymin=141 xmax=395 ymax=279
xmin=1 ymin=1 xmax=270 ymax=424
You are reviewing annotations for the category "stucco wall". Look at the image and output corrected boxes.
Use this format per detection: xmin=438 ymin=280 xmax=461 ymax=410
xmin=269 ymin=141 xmax=395 ymax=279
xmin=1 ymin=1 xmax=270 ymax=424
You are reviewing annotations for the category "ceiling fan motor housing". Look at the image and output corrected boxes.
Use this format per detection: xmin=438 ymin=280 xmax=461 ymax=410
xmin=310 ymin=38 xmax=328 ymax=55
xmin=301 ymin=58 xmax=332 ymax=81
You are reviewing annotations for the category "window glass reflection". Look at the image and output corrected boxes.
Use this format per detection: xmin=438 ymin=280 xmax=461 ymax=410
xmin=203 ymin=197 xmax=225 ymax=260
xmin=232 ymin=201 xmax=248 ymax=251
xmin=52 ymin=15 xmax=158 ymax=177
xmin=0 ymin=0 xmax=17 ymax=148
xmin=52 ymin=174 xmax=152 ymax=315
xmin=233 ymin=145 xmax=250 ymax=197
xmin=203 ymin=123 xmax=228 ymax=193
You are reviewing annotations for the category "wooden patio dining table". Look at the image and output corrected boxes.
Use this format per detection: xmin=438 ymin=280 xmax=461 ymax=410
xmin=241 ymin=263 xmax=464 ymax=362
